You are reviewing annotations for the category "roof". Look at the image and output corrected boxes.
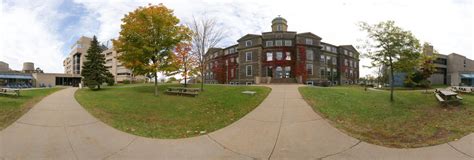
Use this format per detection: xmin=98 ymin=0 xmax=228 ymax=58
xmin=297 ymin=32 xmax=321 ymax=39
xmin=238 ymin=34 xmax=261 ymax=41
xmin=460 ymin=73 xmax=474 ymax=79
xmin=339 ymin=45 xmax=359 ymax=53
xmin=0 ymin=73 xmax=33 ymax=79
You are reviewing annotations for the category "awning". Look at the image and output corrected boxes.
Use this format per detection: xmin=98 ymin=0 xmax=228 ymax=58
xmin=460 ymin=73 xmax=474 ymax=79
xmin=0 ymin=74 xmax=33 ymax=79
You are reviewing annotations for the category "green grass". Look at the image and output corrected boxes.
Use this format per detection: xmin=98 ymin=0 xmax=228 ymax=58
xmin=0 ymin=88 xmax=62 ymax=130
xmin=299 ymin=86 xmax=474 ymax=148
xmin=75 ymin=84 xmax=271 ymax=139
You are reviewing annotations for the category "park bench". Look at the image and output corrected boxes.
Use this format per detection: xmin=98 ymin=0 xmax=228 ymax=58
xmin=0 ymin=88 xmax=20 ymax=96
xmin=165 ymin=87 xmax=199 ymax=97
xmin=435 ymin=89 xmax=462 ymax=106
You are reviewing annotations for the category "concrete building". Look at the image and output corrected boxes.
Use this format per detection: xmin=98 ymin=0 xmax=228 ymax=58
xmin=424 ymin=45 xmax=474 ymax=86
xmin=203 ymin=16 xmax=360 ymax=85
xmin=0 ymin=61 xmax=10 ymax=71
xmin=0 ymin=62 xmax=81 ymax=88
xmin=63 ymin=36 xmax=145 ymax=83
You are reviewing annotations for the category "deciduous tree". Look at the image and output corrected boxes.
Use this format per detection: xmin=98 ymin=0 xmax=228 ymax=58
xmin=188 ymin=16 xmax=226 ymax=91
xmin=113 ymin=4 xmax=191 ymax=96
xmin=174 ymin=42 xmax=197 ymax=87
xmin=359 ymin=21 xmax=421 ymax=102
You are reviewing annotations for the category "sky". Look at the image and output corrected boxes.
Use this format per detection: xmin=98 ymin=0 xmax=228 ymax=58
xmin=0 ymin=0 xmax=472 ymax=77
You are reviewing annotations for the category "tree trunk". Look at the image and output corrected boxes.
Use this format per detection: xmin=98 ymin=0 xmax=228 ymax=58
xmin=200 ymin=65 xmax=204 ymax=91
xmin=154 ymin=72 xmax=158 ymax=96
xmin=98 ymin=85 xmax=101 ymax=90
xmin=389 ymin=56 xmax=394 ymax=102
xmin=184 ymin=57 xmax=187 ymax=88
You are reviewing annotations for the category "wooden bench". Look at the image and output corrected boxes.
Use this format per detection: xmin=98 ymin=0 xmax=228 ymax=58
xmin=0 ymin=88 xmax=20 ymax=96
xmin=435 ymin=93 xmax=445 ymax=103
xmin=165 ymin=87 xmax=199 ymax=97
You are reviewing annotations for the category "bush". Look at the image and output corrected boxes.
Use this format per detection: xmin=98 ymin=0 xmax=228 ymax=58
xmin=122 ymin=80 xmax=131 ymax=84
xmin=106 ymin=77 xmax=115 ymax=86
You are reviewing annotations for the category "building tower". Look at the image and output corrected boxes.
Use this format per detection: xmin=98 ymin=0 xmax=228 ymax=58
xmin=271 ymin=16 xmax=288 ymax=32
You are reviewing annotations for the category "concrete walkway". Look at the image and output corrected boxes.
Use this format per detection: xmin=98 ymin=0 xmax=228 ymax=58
xmin=0 ymin=85 xmax=472 ymax=160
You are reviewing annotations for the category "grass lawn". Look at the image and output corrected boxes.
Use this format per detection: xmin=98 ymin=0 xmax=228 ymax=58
xmin=299 ymin=86 xmax=474 ymax=148
xmin=0 ymin=88 xmax=62 ymax=130
xmin=75 ymin=84 xmax=271 ymax=139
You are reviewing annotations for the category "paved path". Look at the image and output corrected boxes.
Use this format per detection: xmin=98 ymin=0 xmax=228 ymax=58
xmin=1 ymin=85 xmax=473 ymax=160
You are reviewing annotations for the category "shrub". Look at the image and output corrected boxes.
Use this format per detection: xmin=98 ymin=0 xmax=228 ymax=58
xmin=122 ymin=80 xmax=131 ymax=84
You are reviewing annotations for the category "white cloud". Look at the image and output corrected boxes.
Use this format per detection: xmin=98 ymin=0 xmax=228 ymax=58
xmin=2 ymin=0 xmax=471 ymax=76
xmin=0 ymin=0 xmax=66 ymax=73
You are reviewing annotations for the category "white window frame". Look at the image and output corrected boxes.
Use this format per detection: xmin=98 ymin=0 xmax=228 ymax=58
xmin=332 ymin=57 xmax=337 ymax=65
xmin=246 ymin=52 xmax=252 ymax=61
xmin=284 ymin=40 xmax=292 ymax=46
xmin=266 ymin=52 xmax=273 ymax=61
xmin=275 ymin=40 xmax=283 ymax=46
xmin=306 ymin=63 xmax=313 ymax=75
xmin=276 ymin=52 xmax=283 ymax=60
xmin=277 ymin=25 xmax=282 ymax=31
xmin=306 ymin=38 xmax=313 ymax=45
xmin=306 ymin=50 xmax=314 ymax=60
xmin=285 ymin=52 xmax=291 ymax=60
xmin=266 ymin=41 xmax=273 ymax=47
xmin=246 ymin=65 xmax=252 ymax=76
xmin=320 ymin=55 xmax=325 ymax=63
xmin=245 ymin=40 xmax=252 ymax=47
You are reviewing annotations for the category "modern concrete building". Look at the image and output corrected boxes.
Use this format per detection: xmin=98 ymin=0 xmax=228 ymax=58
xmin=203 ymin=16 xmax=360 ymax=85
xmin=424 ymin=45 xmax=474 ymax=86
xmin=0 ymin=61 xmax=10 ymax=71
xmin=63 ymin=36 xmax=145 ymax=83
xmin=0 ymin=61 xmax=81 ymax=88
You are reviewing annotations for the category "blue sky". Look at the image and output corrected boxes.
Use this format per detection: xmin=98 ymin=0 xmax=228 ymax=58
xmin=0 ymin=0 xmax=472 ymax=76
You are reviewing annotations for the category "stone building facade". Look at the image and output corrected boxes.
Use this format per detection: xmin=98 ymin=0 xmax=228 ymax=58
xmin=424 ymin=45 xmax=474 ymax=86
xmin=203 ymin=17 xmax=360 ymax=85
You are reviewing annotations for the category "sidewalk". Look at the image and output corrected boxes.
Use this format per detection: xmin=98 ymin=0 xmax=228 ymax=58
xmin=0 ymin=85 xmax=472 ymax=160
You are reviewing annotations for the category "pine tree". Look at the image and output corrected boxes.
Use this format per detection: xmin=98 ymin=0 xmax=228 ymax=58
xmin=81 ymin=36 xmax=113 ymax=90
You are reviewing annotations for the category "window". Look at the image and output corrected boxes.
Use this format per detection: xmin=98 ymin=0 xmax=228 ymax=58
xmin=266 ymin=52 xmax=273 ymax=61
xmin=306 ymin=38 xmax=313 ymax=45
xmin=320 ymin=55 xmax=325 ymax=63
xmin=275 ymin=40 xmax=283 ymax=46
xmin=266 ymin=41 xmax=273 ymax=47
xmin=231 ymin=69 xmax=234 ymax=78
xmin=344 ymin=50 xmax=348 ymax=55
xmin=331 ymin=47 xmax=337 ymax=53
xmin=246 ymin=65 xmax=252 ymax=76
xmin=230 ymin=57 xmax=234 ymax=63
xmin=276 ymin=52 xmax=283 ymax=60
xmin=229 ymin=48 xmax=235 ymax=54
xmin=224 ymin=50 xmax=229 ymax=55
xmin=277 ymin=25 xmax=282 ymax=31
xmin=284 ymin=40 xmax=292 ymax=46
xmin=306 ymin=50 xmax=314 ymax=60
xmin=214 ymin=52 xmax=218 ymax=57
xmin=326 ymin=56 xmax=331 ymax=64
xmin=246 ymin=52 xmax=252 ymax=61
xmin=245 ymin=40 xmax=252 ymax=47
xmin=332 ymin=57 xmax=337 ymax=65
xmin=306 ymin=64 xmax=313 ymax=75
xmin=354 ymin=61 xmax=357 ymax=68
xmin=349 ymin=52 xmax=353 ymax=57
xmin=326 ymin=46 xmax=331 ymax=51
xmin=345 ymin=59 xmax=348 ymax=66
xmin=320 ymin=68 xmax=325 ymax=77
xmin=349 ymin=60 xmax=353 ymax=68
xmin=320 ymin=45 xmax=325 ymax=50
xmin=332 ymin=68 xmax=337 ymax=76
xmin=327 ymin=68 xmax=331 ymax=76
xmin=285 ymin=52 xmax=291 ymax=60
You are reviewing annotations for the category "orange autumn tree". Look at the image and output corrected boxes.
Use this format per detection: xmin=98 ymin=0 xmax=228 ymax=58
xmin=113 ymin=3 xmax=191 ymax=96
xmin=174 ymin=42 xmax=198 ymax=87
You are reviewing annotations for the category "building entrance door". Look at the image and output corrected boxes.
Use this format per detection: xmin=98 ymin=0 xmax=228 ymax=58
xmin=276 ymin=66 xmax=283 ymax=78
xmin=284 ymin=66 xmax=291 ymax=78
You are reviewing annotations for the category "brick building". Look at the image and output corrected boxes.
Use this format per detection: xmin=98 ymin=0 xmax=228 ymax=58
xmin=203 ymin=16 xmax=360 ymax=85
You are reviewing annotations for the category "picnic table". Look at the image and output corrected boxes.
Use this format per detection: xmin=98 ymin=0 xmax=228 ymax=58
xmin=165 ymin=87 xmax=200 ymax=97
xmin=0 ymin=88 xmax=20 ymax=96
xmin=435 ymin=89 xmax=462 ymax=105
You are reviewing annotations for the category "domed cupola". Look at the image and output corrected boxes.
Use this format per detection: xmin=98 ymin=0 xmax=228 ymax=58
xmin=271 ymin=15 xmax=288 ymax=32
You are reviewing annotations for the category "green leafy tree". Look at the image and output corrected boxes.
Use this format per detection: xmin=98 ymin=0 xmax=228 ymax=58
xmin=359 ymin=21 xmax=421 ymax=102
xmin=113 ymin=4 xmax=191 ymax=96
xmin=81 ymin=36 xmax=114 ymax=90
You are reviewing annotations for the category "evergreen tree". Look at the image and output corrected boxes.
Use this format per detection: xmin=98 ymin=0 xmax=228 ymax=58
xmin=81 ymin=36 xmax=113 ymax=90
